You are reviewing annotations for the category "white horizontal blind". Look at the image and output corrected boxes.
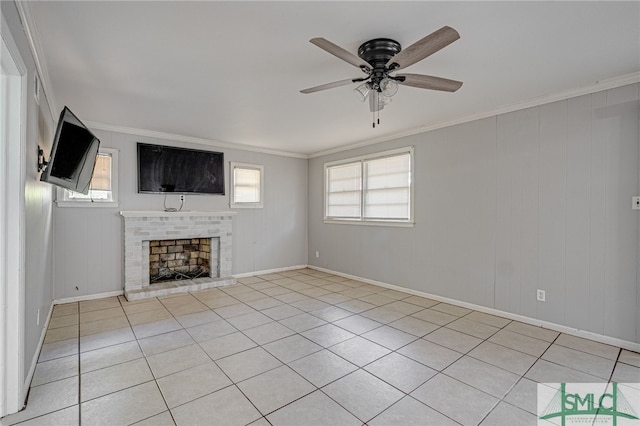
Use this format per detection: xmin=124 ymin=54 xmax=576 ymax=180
xmin=233 ymin=167 xmax=261 ymax=204
xmin=68 ymin=153 xmax=112 ymax=200
xmin=324 ymin=147 xmax=413 ymax=223
xmin=364 ymin=153 xmax=411 ymax=220
xmin=326 ymin=162 xmax=362 ymax=218
xmin=89 ymin=153 xmax=112 ymax=191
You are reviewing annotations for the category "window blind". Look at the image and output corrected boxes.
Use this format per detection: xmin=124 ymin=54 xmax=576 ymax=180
xmin=326 ymin=162 xmax=362 ymax=218
xmin=364 ymin=153 xmax=411 ymax=220
xmin=233 ymin=167 xmax=261 ymax=203
xmin=325 ymin=148 xmax=412 ymax=223
xmin=89 ymin=153 xmax=112 ymax=191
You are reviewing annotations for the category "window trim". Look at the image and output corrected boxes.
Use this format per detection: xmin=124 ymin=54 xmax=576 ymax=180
xmin=324 ymin=146 xmax=414 ymax=226
xmin=230 ymin=161 xmax=264 ymax=209
xmin=55 ymin=147 xmax=119 ymax=208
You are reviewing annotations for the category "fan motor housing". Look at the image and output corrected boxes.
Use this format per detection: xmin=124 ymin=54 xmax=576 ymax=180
xmin=358 ymin=38 xmax=402 ymax=68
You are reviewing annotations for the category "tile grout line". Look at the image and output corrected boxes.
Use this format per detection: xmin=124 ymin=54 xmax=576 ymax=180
xmin=119 ymin=296 xmax=175 ymax=426
xmin=77 ymin=302 xmax=81 ymax=426
xmin=19 ymin=269 xmax=639 ymax=426
xmin=474 ymin=330 xmax=561 ymax=424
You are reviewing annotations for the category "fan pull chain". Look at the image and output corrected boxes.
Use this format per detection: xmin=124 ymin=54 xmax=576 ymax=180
xmin=372 ymin=108 xmax=381 ymax=128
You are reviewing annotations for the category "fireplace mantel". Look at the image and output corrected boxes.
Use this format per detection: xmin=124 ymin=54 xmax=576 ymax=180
xmin=120 ymin=211 xmax=236 ymax=300
xmin=120 ymin=210 xmax=237 ymax=218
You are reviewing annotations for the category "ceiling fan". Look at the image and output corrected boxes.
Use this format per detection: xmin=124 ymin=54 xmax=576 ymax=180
xmin=300 ymin=26 xmax=463 ymax=127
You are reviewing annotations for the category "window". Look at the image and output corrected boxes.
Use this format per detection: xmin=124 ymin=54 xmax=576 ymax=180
xmin=56 ymin=148 xmax=118 ymax=207
xmin=324 ymin=147 xmax=413 ymax=225
xmin=230 ymin=162 xmax=263 ymax=208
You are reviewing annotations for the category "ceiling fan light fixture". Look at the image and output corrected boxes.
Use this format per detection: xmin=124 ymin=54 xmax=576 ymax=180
xmin=380 ymin=78 xmax=399 ymax=97
xmin=302 ymin=26 xmax=462 ymax=128
xmin=380 ymin=94 xmax=392 ymax=105
xmin=353 ymin=82 xmax=371 ymax=102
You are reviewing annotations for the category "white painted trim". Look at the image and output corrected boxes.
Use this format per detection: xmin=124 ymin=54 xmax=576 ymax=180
xmin=306 ymin=265 xmax=640 ymax=353
xmin=22 ymin=302 xmax=53 ymax=401
xmin=120 ymin=210 xmax=236 ymax=218
xmin=48 ymin=262 xmax=640 ymax=352
xmin=55 ymin=201 xmax=120 ymax=209
xmin=13 ymin=1 xmax=56 ymax=121
xmin=13 ymin=0 xmax=639 ymax=162
xmin=322 ymin=219 xmax=415 ymax=228
xmin=54 ymin=290 xmax=123 ymax=305
xmin=55 ymin=148 xmax=120 ymax=208
xmin=233 ymin=265 xmax=308 ymax=279
xmin=308 ymin=72 xmax=640 ymax=159
xmin=85 ymin=122 xmax=308 ymax=159
xmin=324 ymin=146 xmax=414 ymax=225
xmin=229 ymin=162 xmax=264 ymax=209
xmin=15 ymin=64 xmax=28 ymax=419
xmin=17 ymin=0 xmax=303 ymax=160
xmin=0 ymin=14 xmax=28 ymax=416
xmin=89 ymin=73 xmax=640 ymax=161
xmin=324 ymin=146 xmax=414 ymax=168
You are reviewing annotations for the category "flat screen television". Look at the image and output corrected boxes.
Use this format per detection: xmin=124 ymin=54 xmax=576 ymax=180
xmin=40 ymin=107 xmax=101 ymax=194
xmin=137 ymin=143 xmax=225 ymax=195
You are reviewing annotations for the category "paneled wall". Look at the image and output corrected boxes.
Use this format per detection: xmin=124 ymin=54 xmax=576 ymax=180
xmin=2 ymin=1 xmax=56 ymax=388
xmin=309 ymin=84 xmax=640 ymax=344
xmin=53 ymin=130 xmax=308 ymax=299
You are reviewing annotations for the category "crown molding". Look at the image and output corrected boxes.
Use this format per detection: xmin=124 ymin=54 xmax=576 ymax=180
xmin=308 ymin=71 xmax=640 ymax=159
xmin=14 ymin=0 xmax=57 ymax=120
xmin=12 ymin=0 xmax=638 ymax=160
xmin=88 ymin=71 xmax=640 ymax=161
xmin=85 ymin=121 xmax=308 ymax=159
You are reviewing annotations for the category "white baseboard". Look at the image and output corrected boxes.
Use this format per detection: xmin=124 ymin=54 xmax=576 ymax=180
xmin=307 ymin=265 xmax=640 ymax=353
xmin=233 ymin=265 xmax=308 ymax=279
xmin=48 ymin=265 xmax=640 ymax=353
xmin=21 ymin=300 xmax=54 ymax=408
xmin=54 ymin=266 xmax=308 ymax=303
xmin=54 ymin=267 xmax=309 ymax=302
xmin=54 ymin=290 xmax=123 ymax=305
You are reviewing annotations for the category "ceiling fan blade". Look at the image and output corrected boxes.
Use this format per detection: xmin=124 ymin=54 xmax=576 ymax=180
xmin=310 ymin=38 xmax=369 ymax=69
xmin=369 ymin=91 xmax=384 ymax=112
xmin=300 ymin=78 xmax=360 ymax=94
xmin=397 ymin=73 xmax=463 ymax=92
xmin=386 ymin=26 xmax=460 ymax=71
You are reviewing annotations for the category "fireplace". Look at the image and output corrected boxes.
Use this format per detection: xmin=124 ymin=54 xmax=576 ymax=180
xmin=120 ymin=211 xmax=236 ymax=300
xmin=149 ymin=238 xmax=216 ymax=283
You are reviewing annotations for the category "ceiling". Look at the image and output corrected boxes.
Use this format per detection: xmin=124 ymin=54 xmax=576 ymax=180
xmin=26 ymin=1 xmax=640 ymax=156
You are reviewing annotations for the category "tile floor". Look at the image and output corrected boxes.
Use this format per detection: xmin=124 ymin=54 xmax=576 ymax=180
xmin=2 ymin=268 xmax=639 ymax=425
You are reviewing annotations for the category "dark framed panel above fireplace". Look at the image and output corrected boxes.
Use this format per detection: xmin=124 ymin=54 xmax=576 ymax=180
xmin=137 ymin=143 xmax=225 ymax=195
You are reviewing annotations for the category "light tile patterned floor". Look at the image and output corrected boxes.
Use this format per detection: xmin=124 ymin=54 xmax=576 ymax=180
xmin=3 ymin=268 xmax=640 ymax=425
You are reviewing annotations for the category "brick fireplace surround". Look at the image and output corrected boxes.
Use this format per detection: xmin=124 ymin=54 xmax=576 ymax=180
xmin=120 ymin=211 xmax=236 ymax=300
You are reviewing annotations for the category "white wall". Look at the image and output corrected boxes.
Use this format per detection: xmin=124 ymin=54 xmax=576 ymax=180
xmin=308 ymin=83 xmax=640 ymax=344
xmin=53 ymin=130 xmax=308 ymax=299
xmin=2 ymin=1 xmax=56 ymax=389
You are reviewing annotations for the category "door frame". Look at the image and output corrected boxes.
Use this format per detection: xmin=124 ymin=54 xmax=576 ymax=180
xmin=1 ymin=12 xmax=27 ymax=417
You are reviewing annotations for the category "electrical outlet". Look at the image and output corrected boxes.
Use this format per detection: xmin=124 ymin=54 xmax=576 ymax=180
xmin=536 ymin=289 xmax=546 ymax=302
xmin=633 ymin=196 xmax=640 ymax=210
xmin=315 ymin=251 xmax=319 ymax=258
xmin=180 ymin=194 xmax=185 ymax=202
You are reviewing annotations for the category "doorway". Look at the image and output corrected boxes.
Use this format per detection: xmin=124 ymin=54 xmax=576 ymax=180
xmin=1 ymin=14 xmax=27 ymax=417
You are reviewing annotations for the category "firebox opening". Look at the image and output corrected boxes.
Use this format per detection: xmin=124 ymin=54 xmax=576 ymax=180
xmin=149 ymin=238 xmax=212 ymax=283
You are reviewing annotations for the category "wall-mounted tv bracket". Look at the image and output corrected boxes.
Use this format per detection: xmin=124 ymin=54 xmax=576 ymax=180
xmin=37 ymin=145 xmax=49 ymax=172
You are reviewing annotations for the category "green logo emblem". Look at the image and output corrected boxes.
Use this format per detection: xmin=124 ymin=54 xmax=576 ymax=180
xmin=538 ymin=383 xmax=639 ymax=426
